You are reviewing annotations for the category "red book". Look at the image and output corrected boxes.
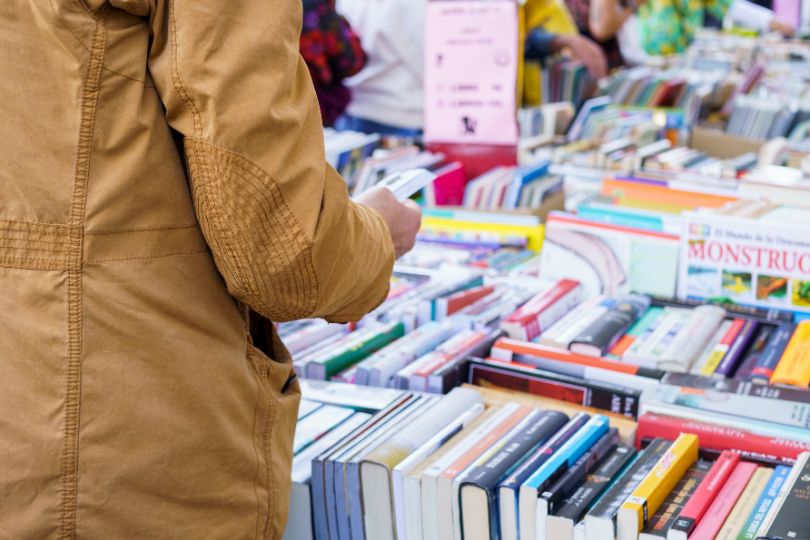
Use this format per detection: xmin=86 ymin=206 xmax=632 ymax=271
xmin=635 ymin=413 xmax=810 ymax=464
xmin=500 ymin=279 xmax=582 ymax=341
xmin=688 ymin=462 xmax=757 ymax=540
xmin=436 ymin=285 xmax=495 ymax=319
xmin=666 ymin=450 xmax=739 ymax=540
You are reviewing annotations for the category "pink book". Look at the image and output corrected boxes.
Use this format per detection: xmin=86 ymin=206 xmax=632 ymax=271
xmin=689 ymin=462 xmax=757 ymax=540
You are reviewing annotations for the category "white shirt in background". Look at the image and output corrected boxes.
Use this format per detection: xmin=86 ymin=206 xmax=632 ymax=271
xmin=336 ymin=0 xmax=426 ymax=129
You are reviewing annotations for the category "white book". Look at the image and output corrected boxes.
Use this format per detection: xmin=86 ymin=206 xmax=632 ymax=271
xmin=421 ymin=403 xmax=522 ymax=540
xmin=293 ymin=405 xmax=355 ymax=454
xmin=656 ymin=305 xmax=726 ymax=372
xmin=690 ymin=320 xmax=732 ymax=375
xmin=361 ymin=388 xmax=484 ymax=540
xmin=539 ymin=296 xmax=602 ymax=347
xmin=623 ymin=308 xmax=689 ymax=367
xmin=392 ymin=403 xmax=484 ymax=540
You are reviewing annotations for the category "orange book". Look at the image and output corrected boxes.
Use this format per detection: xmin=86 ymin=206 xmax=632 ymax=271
xmin=770 ymin=321 xmax=810 ymax=388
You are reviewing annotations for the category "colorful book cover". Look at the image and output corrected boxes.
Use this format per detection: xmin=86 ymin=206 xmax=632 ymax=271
xmin=770 ymin=320 xmax=810 ymax=388
xmin=715 ymin=467 xmax=772 ymax=540
xmin=679 ymin=212 xmax=810 ymax=315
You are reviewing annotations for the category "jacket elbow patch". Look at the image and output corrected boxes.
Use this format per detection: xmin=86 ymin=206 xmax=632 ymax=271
xmin=184 ymin=137 xmax=318 ymax=321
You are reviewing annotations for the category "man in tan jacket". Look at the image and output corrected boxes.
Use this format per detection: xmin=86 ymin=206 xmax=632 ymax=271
xmin=0 ymin=1 xmax=420 ymax=538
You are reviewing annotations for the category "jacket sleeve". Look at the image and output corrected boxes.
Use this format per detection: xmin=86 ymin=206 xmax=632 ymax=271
xmin=137 ymin=0 xmax=395 ymax=323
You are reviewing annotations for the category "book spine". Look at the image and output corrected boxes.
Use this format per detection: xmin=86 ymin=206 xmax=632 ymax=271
xmin=770 ymin=321 xmax=810 ymax=388
xmin=468 ymin=361 xmax=641 ymax=418
xmin=609 ymin=306 xmax=664 ymax=358
xmin=569 ymin=294 xmax=652 ymax=357
xmin=758 ymin=453 xmax=810 ymax=540
xmin=715 ymin=320 xmax=760 ymax=378
xmin=636 ymin=412 xmax=810 ymax=463
xmin=689 ymin=462 xmax=758 ymax=540
xmin=554 ymin=444 xmax=637 ymax=522
xmin=642 ymin=460 xmax=711 ymax=536
xmin=736 ymin=465 xmax=791 ymax=540
xmin=501 ymin=279 xmax=583 ymax=341
xmin=585 ymin=439 xmax=672 ymax=530
xmin=618 ymin=434 xmax=699 ymax=539
xmin=541 ymin=428 xmax=621 ymax=515
xmin=715 ymin=467 xmax=771 ymax=540
xmin=700 ymin=319 xmax=745 ymax=376
xmin=733 ymin=325 xmax=773 ymax=382
xmin=750 ymin=322 xmax=795 ymax=383
xmin=668 ymin=450 xmax=740 ymax=537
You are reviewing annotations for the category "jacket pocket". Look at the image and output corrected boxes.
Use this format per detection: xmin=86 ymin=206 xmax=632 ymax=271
xmin=247 ymin=335 xmax=301 ymax=539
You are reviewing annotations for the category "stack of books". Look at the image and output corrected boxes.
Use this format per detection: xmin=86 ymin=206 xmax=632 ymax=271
xmin=284 ymin=382 xmax=810 ymax=540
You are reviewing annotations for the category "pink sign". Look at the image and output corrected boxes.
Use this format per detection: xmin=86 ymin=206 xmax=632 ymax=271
xmin=424 ymin=1 xmax=519 ymax=146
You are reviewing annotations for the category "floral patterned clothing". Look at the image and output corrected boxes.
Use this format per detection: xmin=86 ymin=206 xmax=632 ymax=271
xmin=638 ymin=0 xmax=733 ymax=55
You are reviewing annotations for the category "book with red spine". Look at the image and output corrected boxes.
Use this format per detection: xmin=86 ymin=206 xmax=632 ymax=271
xmin=490 ymin=337 xmax=665 ymax=379
xmin=435 ymin=285 xmax=496 ymax=320
xmin=666 ymin=450 xmax=739 ymax=540
xmin=500 ymin=279 xmax=583 ymax=341
xmin=637 ymin=413 xmax=810 ymax=467
xmin=686 ymin=462 xmax=758 ymax=540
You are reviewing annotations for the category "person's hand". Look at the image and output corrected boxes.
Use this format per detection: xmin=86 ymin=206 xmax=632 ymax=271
xmin=555 ymin=34 xmax=609 ymax=79
xmin=355 ymin=186 xmax=422 ymax=258
xmin=769 ymin=19 xmax=795 ymax=37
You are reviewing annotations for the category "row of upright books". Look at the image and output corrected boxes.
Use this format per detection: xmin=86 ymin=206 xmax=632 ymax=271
xmin=285 ymin=382 xmax=810 ymax=540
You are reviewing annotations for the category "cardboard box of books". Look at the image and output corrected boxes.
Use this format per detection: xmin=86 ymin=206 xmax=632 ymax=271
xmin=679 ymin=212 xmax=810 ymax=315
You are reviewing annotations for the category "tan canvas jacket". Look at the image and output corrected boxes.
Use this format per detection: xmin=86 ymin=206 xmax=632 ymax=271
xmin=0 ymin=1 xmax=395 ymax=538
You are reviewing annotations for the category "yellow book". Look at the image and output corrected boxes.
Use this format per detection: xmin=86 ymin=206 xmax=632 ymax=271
xmin=770 ymin=321 xmax=810 ymax=388
xmin=715 ymin=467 xmax=773 ymax=540
xmin=616 ymin=433 xmax=699 ymax=540
xmin=421 ymin=215 xmax=545 ymax=252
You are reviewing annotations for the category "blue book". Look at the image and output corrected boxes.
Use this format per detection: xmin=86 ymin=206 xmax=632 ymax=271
xmin=503 ymin=160 xmax=550 ymax=210
xmin=737 ymin=465 xmax=791 ymax=540
xmin=750 ymin=322 xmax=795 ymax=383
xmin=518 ymin=415 xmax=610 ymax=540
xmin=498 ymin=413 xmax=590 ymax=540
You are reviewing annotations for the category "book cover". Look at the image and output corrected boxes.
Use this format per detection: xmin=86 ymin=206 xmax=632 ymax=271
xmin=638 ymin=460 xmax=712 ymax=540
xmin=679 ymin=212 xmax=810 ymax=315
xmin=662 ymin=370 xmax=810 ymax=406
xmin=541 ymin=212 xmax=680 ymax=299
xmin=616 ymin=433 xmax=699 ymax=540
xmin=688 ymin=462 xmax=758 ymax=540
xmin=757 ymin=452 xmax=810 ymax=540
xmin=458 ymin=409 xmax=569 ymax=540
xmin=750 ymin=322 xmax=796 ymax=383
xmin=715 ymin=467 xmax=772 ymax=540
xmin=518 ymin=415 xmax=611 ymax=540
xmin=770 ymin=320 xmax=810 ymax=388
xmin=293 ymin=405 xmax=356 ymax=454
xmin=736 ymin=465 xmax=791 ymax=539
xmin=547 ymin=444 xmax=637 ymax=540
xmin=584 ymin=438 xmax=671 ymax=540
xmin=498 ymin=413 xmax=589 ymax=540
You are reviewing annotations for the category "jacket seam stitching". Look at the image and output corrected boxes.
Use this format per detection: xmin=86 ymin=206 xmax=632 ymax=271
xmin=85 ymin=224 xmax=199 ymax=235
xmin=168 ymin=0 xmax=202 ymax=135
xmin=59 ymin=7 xmax=108 ymax=539
xmin=84 ymin=248 xmax=208 ymax=264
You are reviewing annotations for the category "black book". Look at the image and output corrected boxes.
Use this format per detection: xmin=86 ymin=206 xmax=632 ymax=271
xmin=759 ymin=452 xmax=810 ymax=540
xmin=458 ymin=408 xmax=569 ymax=540
xmin=535 ymin=428 xmax=621 ymax=534
xmin=468 ymin=359 xmax=642 ymax=419
xmin=546 ymin=443 xmax=638 ymax=540
xmin=569 ymin=294 xmax=651 ymax=357
xmin=583 ymin=438 xmax=671 ymax=540
xmin=638 ymin=460 xmax=711 ymax=540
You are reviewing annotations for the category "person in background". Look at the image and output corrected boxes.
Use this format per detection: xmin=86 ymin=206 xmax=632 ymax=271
xmin=300 ymin=0 xmax=367 ymax=126
xmin=525 ymin=0 xmax=610 ymax=78
xmin=638 ymin=0 xmax=795 ymax=56
xmin=564 ymin=0 xmax=640 ymax=68
xmin=335 ymin=0 xmax=427 ymax=136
